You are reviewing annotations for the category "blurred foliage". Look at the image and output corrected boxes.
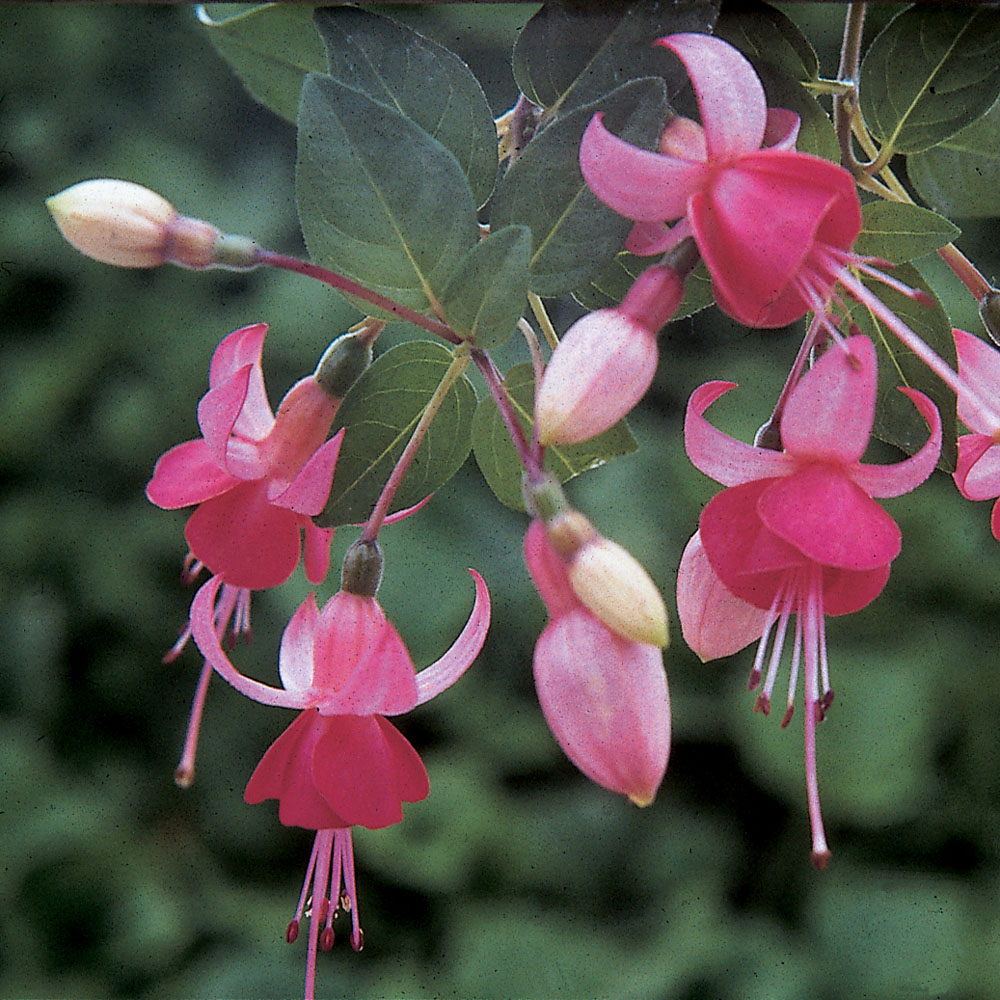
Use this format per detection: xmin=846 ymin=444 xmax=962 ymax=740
xmin=2 ymin=4 xmax=1000 ymax=999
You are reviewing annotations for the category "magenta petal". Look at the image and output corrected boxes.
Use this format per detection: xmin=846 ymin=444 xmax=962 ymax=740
xmin=954 ymin=433 xmax=1000 ymax=501
xmin=533 ymin=609 xmax=670 ymax=806
xmin=954 ymin=328 xmax=1000 ymax=435
xmin=414 ymin=569 xmax=491 ymax=706
xmin=209 ymin=323 xmax=274 ymax=440
xmin=822 ymin=563 xmax=890 ymax=616
xmin=374 ymin=716 xmax=430 ymax=804
xmin=781 ymin=336 xmax=876 ymax=464
xmin=278 ymin=593 xmax=320 ymax=695
xmin=758 ymin=464 xmax=901 ymax=570
xmin=185 ymin=481 xmax=302 ymax=589
xmin=267 ymin=429 xmax=344 ymax=516
xmin=991 ymin=498 xmax=1000 ymax=541
xmin=852 ymin=387 xmax=941 ymax=499
xmin=684 ymin=381 xmax=795 ymax=486
xmin=579 ymin=113 xmax=705 ymax=223
xmin=303 ymin=523 xmax=335 ymax=585
xmin=197 ymin=364 xmax=253 ymax=470
xmin=311 ymin=715 xmax=422 ymax=829
xmin=657 ymin=33 xmax=767 ymax=159
xmin=145 ymin=438 xmax=238 ymax=509
xmin=676 ymin=532 xmax=768 ymax=661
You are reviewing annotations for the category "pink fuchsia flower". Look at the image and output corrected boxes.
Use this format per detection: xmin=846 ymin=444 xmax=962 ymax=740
xmin=524 ymin=519 xmax=670 ymax=806
xmin=579 ymin=32 xmax=933 ymax=337
xmin=682 ymin=335 xmax=941 ymax=865
xmin=535 ymin=264 xmax=684 ymax=446
xmin=147 ymin=322 xmax=345 ymax=591
xmin=952 ymin=328 xmax=1000 ymax=539
xmin=191 ymin=566 xmax=490 ymax=1000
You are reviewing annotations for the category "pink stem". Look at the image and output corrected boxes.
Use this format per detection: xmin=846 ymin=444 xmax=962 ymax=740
xmin=173 ymin=660 xmax=213 ymax=788
xmin=472 ymin=348 xmax=543 ymax=477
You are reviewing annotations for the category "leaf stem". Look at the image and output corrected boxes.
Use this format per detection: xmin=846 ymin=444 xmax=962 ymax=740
xmin=360 ymin=343 xmax=471 ymax=543
xmin=256 ymin=249 xmax=461 ymax=344
xmin=528 ymin=293 xmax=559 ymax=350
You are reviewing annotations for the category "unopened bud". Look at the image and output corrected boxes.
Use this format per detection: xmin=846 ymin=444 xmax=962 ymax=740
xmin=658 ymin=115 xmax=706 ymax=159
xmin=314 ymin=322 xmax=381 ymax=398
xmin=46 ymin=179 xmax=259 ymax=271
xmin=535 ymin=265 xmax=681 ymax=447
xmin=567 ymin=536 xmax=669 ymax=648
xmin=980 ymin=290 xmax=1000 ymax=347
xmin=341 ymin=539 xmax=383 ymax=597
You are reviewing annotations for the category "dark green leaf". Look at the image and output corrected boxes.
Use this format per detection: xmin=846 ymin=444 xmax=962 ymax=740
xmin=512 ymin=0 xmax=719 ymax=116
xmin=573 ymin=253 xmax=714 ymax=322
xmin=841 ymin=263 xmax=956 ymax=471
xmin=491 ymin=77 xmax=670 ymax=297
xmin=860 ymin=6 xmax=1000 ymax=155
xmin=472 ymin=363 xmax=637 ymax=511
xmin=317 ymin=341 xmax=477 ymax=528
xmin=313 ymin=6 xmax=497 ymax=207
xmin=715 ymin=1 xmax=819 ymax=82
xmin=196 ymin=4 xmax=325 ymax=123
xmin=296 ymin=73 xmax=479 ymax=313
xmin=441 ymin=226 xmax=531 ymax=351
xmin=908 ymin=101 xmax=1000 ymax=219
xmin=854 ymin=202 xmax=960 ymax=265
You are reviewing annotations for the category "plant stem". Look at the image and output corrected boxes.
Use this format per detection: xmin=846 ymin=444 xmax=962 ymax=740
xmin=472 ymin=348 xmax=543 ymax=477
xmin=361 ymin=344 xmax=472 ymax=542
xmin=528 ymin=293 xmax=560 ymax=350
xmin=256 ymin=249 xmax=460 ymax=344
xmin=834 ymin=3 xmax=866 ymax=172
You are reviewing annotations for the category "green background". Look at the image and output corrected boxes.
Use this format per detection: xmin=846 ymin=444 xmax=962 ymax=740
xmin=2 ymin=4 xmax=1000 ymax=998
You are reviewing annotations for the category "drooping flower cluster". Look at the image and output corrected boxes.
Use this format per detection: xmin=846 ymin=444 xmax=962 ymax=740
xmin=677 ymin=335 xmax=941 ymax=864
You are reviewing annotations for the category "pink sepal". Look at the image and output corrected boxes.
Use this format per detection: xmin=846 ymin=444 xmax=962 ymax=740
xmin=954 ymin=433 xmax=1000 ymax=501
xmin=657 ymin=33 xmax=767 ymax=161
xmin=684 ymin=381 xmax=794 ymax=486
xmin=277 ymin=592 xmax=321 ymax=695
xmin=208 ymin=323 xmax=273 ymax=441
xmin=580 ymin=113 xmax=705 ymax=223
xmin=303 ymin=524 xmax=335 ymax=585
xmin=954 ymin=328 xmax=1000 ymax=436
xmin=267 ymin=429 xmax=344 ymax=515
xmin=625 ymin=216 xmax=691 ymax=257
xmin=534 ymin=608 xmax=670 ymax=805
xmin=145 ymin=438 xmax=239 ymax=510
xmin=676 ymin=532 xmax=767 ymax=661
xmin=523 ymin=519 xmax=578 ymax=619
xmin=415 ymin=569 xmax=491 ymax=706
xmin=763 ymin=108 xmax=800 ymax=149
xmin=197 ymin=363 xmax=254 ymax=472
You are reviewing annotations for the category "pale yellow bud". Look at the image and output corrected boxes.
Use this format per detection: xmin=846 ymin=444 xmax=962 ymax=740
xmin=567 ymin=537 xmax=669 ymax=648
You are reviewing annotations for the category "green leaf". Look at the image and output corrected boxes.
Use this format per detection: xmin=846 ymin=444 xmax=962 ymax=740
xmin=472 ymin=363 xmax=637 ymax=511
xmin=512 ymin=0 xmax=719 ymax=116
xmin=196 ymin=4 xmax=325 ymax=123
xmin=491 ymin=77 xmax=670 ymax=298
xmin=312 ymin=6 xmax=497 ymax=208
xmin=296 ymin=73 xmax=479 ymax=314
xmin=841 ymin=263 xmax=956 ymax=471
xmin=714 ymin=1 xmax=819 ymax=82
xmin=860 ymin=5 xmax=1000 ymax=156
xmin=907 ymin=100 xmax=1000 ymax=218
xmin=573 ymin=253 xmax=714 ymax=322
xmin=853 ymin=201 xmax=960 ymax=265
xmin=441 ymin=226 xmax=531 ymax=351
xmin=317 ymin=341 xmax=477 ymax=528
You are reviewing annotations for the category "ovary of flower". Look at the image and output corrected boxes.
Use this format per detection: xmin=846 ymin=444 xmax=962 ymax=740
xmin=146 ymin=323 xmax=343 ymax=590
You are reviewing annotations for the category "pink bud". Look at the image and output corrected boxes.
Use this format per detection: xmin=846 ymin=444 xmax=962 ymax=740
xmin=534 ymin=607 xmax=670 ymax=806
xmin=534 ymin=265 xmax=682 ymax=446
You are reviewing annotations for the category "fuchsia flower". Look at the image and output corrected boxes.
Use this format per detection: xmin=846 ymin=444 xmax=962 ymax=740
xmin=679 ymin=335 xmax=941 ymax=865
xmin=525 ymin=519 xmax=670 ymax=806
xmin=580 ymin=32 xmax=920 ymax=333
xmin=191 ymin=568 xmax=490 ymax=1000
xmin=147 ymin=322 xmax=343 ymax=591
xmin=952 ymin=328 xmax=1000 ymax=539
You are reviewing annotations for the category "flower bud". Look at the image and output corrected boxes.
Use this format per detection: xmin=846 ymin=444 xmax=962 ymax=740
xmin=314 ymin=322 xmax=381 ymax=399
xmin=534 ymin=265 xmax=682 ymax=446
xmin=566 ymin=535 xmax=669 ymax=648
xmin=46 ymin=179 xmax=259 ymax=270
xmin=341 ymin=539 xmax=384 ymax=597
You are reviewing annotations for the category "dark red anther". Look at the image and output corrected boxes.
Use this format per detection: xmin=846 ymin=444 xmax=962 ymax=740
xmin=813 ymin=700 xmax=825 ymax=724
xmin=821 ymin=689 xmax=835 ymax=712
xmin=320 ymin=927 xmax=335 ymax=951
xmin=780 ymin=704 xmax=794 ymax=728
xmin=286 ymin=919 xmax=299 ymax=944
xmin=811 ymin=848 xmax=832 ymax=871
xmin=747 ymin=667 xmax=761 ymax=691
xmin=351 ymin=928 xmax=364 ymax=952
xmin=753 ymin=693 xmax=770 ymax=715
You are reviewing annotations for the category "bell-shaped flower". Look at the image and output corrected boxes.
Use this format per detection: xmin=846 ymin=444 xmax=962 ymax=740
xmin=580 ymin=31 xmax=940 ymax=344
xmin=190 ymin=569 xmax=490 ymax=1000
xmin=535 ymin=264 xmax=683 ymax=445
xmin=147 ymin=322 xmax=344 ymax=590
xmin=682 ymin=335 xmax=941 ymax=865
xmin=952 ymin=328 xmax=1000 ymax=539
xmin=525 ymin=519 xmax=670 ymax=806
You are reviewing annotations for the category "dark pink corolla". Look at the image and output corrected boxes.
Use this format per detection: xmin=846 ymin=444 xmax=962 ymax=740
xmin=191 ymin=570 xmax=490 ymax=999
xmin=580 ymin=32 xmax=895 ymax=330
xmin=952 ymin=328 xmax=1000 ymax=539
xmin=147 ymin=322 xmax=343 ymax=590
xmin=680 ymin=335 xmax=940 ymax=865
xmin=525 ymin=520 xmax=669 ymax=806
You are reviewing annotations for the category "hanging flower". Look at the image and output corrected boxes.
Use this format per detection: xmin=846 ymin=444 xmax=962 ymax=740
xmin=679 ymin=335 xmax=941 ymax=865
xmin=191 ymin=567 xmax=490 ymax=1000
xmin=525 ymin=519 xmax=670 ymax=805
